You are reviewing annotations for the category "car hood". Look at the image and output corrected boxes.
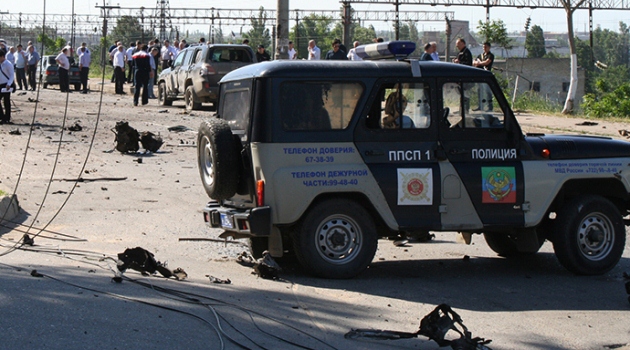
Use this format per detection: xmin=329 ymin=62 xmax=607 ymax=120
xmin=525 ymin=134 xmax=630 ymax=159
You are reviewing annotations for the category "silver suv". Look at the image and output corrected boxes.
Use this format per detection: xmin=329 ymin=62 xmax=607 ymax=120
xmin=158 ymin=44 xmax=256 ymax=111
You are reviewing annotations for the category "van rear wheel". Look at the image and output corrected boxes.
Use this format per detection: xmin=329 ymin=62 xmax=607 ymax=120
xmin=293 ymin=199 xmax=377 ymax=279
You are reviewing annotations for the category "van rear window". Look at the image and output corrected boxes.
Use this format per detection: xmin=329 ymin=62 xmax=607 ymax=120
xmin=280 ymin=82 xmax=363 ymax=131
xmin=208 ymin=49 xmax=252 ymax=63
xmin=220 ymin=83 xmax=251 ymax=140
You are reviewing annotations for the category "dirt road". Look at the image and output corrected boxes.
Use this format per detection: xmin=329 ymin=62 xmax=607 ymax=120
xmin=0 ymin=84 xmax=629 ymax=350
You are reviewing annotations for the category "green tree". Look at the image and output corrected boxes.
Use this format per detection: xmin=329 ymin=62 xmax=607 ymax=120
xmin=214 ymin=27 xmax=225 ymax=44
xmin=111 ymin=16 xmax=153 ymax=46
xmin=36 ymin=33 xmax=60 ymax=55
xmin=351 ymin=25 xmax=377 ymax=46
xmin=291 ymin=14 xmax=334 ymax=59
xmin=525 ymin=25 xmax=546 ymax=58
xmin=477 ymin=20 xmax=513 ymax=56
xmin=243 ymin=7 xmax=272 ymax=51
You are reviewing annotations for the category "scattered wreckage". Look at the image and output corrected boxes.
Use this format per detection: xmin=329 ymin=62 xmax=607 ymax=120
xmin=112 ymin=121 xmax=163 ymax=153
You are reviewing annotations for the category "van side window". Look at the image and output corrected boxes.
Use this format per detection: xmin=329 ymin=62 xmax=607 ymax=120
xmin=442 ymin=82 xmax=504 ymax=129
xmin=367 ymin=82 xmax=431 ymax=130
xmin=280 ymin=82 xmax=363 ymax=131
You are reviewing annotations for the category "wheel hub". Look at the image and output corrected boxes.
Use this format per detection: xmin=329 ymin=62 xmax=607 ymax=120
xmin=201 ymin=136 xmax=214 ymax=186
xmin=315 ymin=215 xmax=361 ymax=264
xmin=577 ymin=213 xmax=614 ymax=261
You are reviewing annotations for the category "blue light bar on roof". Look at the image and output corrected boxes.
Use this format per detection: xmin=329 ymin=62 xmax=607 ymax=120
xmin=355 ymin=41 xmax=416 ymax=60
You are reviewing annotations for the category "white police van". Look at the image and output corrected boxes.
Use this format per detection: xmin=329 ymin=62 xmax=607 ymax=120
xmin=198 ymin=41 xmax=629 ymax=278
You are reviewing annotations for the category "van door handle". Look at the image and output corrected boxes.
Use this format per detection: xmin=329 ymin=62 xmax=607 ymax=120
xmin=365 ymin=150 xmax=384 ymax=156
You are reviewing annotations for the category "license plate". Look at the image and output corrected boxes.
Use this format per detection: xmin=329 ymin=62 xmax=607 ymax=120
xmin=220 ymin=214 xmax=233 ymax=229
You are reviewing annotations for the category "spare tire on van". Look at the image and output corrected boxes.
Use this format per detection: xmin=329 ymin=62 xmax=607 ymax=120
xmin=197 ymin=118 xmax=240 ymax=200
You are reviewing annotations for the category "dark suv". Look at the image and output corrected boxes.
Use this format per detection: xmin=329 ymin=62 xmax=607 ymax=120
xmin=158 ymin=44 xmax=256 ymax=111
xmin=198 ymin=41 xmax=630 ymax=279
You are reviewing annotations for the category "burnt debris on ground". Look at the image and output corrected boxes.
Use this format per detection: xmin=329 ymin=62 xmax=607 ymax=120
xmin=117 ymin=247 xmax=187 ymax=280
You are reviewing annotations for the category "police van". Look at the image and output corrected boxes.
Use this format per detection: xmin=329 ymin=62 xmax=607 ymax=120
xmin=198 ymin=41 xmax=629 ymax=279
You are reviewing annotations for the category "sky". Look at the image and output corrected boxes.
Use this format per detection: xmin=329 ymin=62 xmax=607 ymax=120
xmin=1 ymin=0 xmax=627 ymax=35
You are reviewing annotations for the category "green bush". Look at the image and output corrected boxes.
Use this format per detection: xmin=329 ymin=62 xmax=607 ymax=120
xmin=583 ymin=83 xmax=630 ymax=118
xmin=513 ymin=91 xmax=563 ymax=113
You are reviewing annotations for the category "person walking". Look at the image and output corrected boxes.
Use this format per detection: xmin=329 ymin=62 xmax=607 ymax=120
xmin=14 ymin=45 xmax=27 ymax=90
xmin=78 ymin=43 xmax=91 ymax=94
xmin=26 ymin=45 xmax=39 ymax=91
xmin=147 ymin=47 xmax=158 ymax=99
xmin=132 ymin=44 xmax=153 ymax=106
xmin=0 ymin=50 xmax=15 ymax=124
xmin=56 ymin=48 xmax=71 ymax=93
xmin=112 ymin=45 xmax=126 ymax=95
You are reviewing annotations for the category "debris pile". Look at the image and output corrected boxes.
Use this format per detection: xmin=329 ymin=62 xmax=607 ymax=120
xmin=237 ymin=251 xmax=281 ymax=280
xmin=112 ymin=121 xmax=163 ymax=153
xmin=345 ymin=303 xmax=492 ymax=350
xmin=117 ymin=247 xmax=187 ymax=280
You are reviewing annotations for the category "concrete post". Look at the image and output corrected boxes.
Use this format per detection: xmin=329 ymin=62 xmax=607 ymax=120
xmin=275 ymin=0 xmax=289 ymax=59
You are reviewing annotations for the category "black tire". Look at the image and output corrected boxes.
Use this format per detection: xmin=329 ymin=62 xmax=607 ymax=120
xmin=484 ymin=231 xmax=545 ymax=256
xmin=197 ymin=118 xmax=240 ymax=200
xmin=249 ymin=237 xmax=268 ymax=259
xmin=74 ymin=83 xmax=81 ymax=91
xmin=185 ymin=86 xmax=202 ymax=112
xmin=158 ymin=82 xmax=172 ymax=106
xmin=293 ymin=199 xmax=377 ymax=279
xmin=552 ymin=195 xmax=625 ymax=275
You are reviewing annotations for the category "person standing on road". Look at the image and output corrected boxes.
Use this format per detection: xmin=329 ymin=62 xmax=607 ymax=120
xmin=160 ymin=40 xmax=176 ymax=70
xmin=56 ymin=48 xmax=71 ymax=93
xmin=288 ymin=41 xmax=297 ymax=60
xmin=308 ymin=40 xmax=320 ymax=60
xmin=112 ymin=45 xmax=126 ymax=95
xmin=420 ymin=43 xmax=434 ymax=61
xmin=26 ymin=45 xmax=39 ymax=91
xmin=325 ymin=39 xmax=348 ymax=60
xmin=147 ymin=47 xmax=158 ymax=99
xmin=473 ymin=42 xmax=495 ymax=111
xmin=256 ymin=45 xmax=271 ymax=62
xmin=132 ymin=44 xmax=153 ymax=106
xmin=6 ymin=47 xmax=15 ymax=69
xmin=14 ymin=45 xmax=27 ymax=90
xmin=452 ymin=38 xmax=472 ymax=66
xmin=0 ymin=50 xmax=15 ymax=124
xmin=430 ymin=42 xmax=439 ymax=61
xmin=346 ymin=41 xmax=362 ymax=61
xmin=78 ymin=43 xmax=91 ymax=94
xmin=126 ymin=42 xmax=136 ymax=84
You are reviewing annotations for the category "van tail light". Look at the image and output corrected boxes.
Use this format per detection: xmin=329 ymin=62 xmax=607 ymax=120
xmin=256 ymin=180 xmax=265 ymax=207
xmin=46 ymin=70 xmax=56 ymax=76
xmin=201 ymin=64 xmax=216 ymax=75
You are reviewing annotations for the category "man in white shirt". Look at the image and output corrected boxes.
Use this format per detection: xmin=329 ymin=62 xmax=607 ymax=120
xmin=112 ymin=45 xmax=127 ymax=94
xmin=288 ymin=41 xmax=297 ymax=60
xmin=6 ymin=47 xmax=15 ymax=68
xmin=14 ymin=45 xmax=27 ymax=90
xmin=347 ymin=41 xmax=363 ymax=61
xmin=56 ymin=48 xmax=71 ymax=93
xmin=430 ymin=42 xmax=439 ymax=61
xmin=308 ymin=40 xmax=320 ymax=60
xmin=0 ymin=49 xmax=15 ymax=124
xmin=160 ymin=40 xmax=176 ymax=70
xmin=78 ymin=43 xmax=91 ymax=94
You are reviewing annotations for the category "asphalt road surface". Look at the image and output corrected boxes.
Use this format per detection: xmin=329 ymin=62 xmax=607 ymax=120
xmin=0 ymin=84 xmax=629 ymax=350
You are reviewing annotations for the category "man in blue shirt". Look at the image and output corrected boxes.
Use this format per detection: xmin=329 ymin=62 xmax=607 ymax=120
xmin=78 ymin=43 xmax=91 ymax=94
xmin=26 ymin=45 xmax=40 ymax=91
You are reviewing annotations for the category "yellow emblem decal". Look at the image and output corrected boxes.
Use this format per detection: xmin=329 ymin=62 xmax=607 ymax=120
xmin=398 ymin=168 xmax=433 ymax=205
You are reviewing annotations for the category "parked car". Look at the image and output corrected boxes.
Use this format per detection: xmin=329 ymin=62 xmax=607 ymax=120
xmin=40 ymin=55 xmax=82 ymax=91
xmin=158 ymin=44 xmax=256 ymax=111
xmin=198 ymin=41 xmax=629 ymax=279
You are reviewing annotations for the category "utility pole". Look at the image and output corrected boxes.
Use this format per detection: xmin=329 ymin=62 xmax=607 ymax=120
xmin=140 ymin=7 xmax=145 ymax=44
xmin=342 ymin=2 xmax=352 ymax=48
xmin=0 ymin=11 xmax=7 ymax=37
xmin=394 ymin=0 xmax=400 ymax=40
xmin=96 ymin=1 xmax=120 ymax=66
xmin=275 ymin=0 xmax=289 ymax=59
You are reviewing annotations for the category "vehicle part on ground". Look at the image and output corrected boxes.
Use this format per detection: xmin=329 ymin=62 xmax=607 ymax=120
xmin=185 ymin=85 xmax=201 ymax=111
xmin=552 ymin=195 xmax=625 ymax=275
xmin=117 ymin=247 xmax=187 ymax=280
xmin=249 ymin=237 xmax=268 ymax=259
xmin=140 ymin=131 xmax=163 ymax=153
xmin=197 ymin=118 xmax=240 ymax=200
xmin=345 ymin=303 xmax=492 ymax=350
xmin=112 ymin=121 xmax=140 ymax=153
xmin=236 ymin=251 xmax=281 ymax=280
xmin=293 ymin=199 xmax=377 ymax=279
xmin=158 ymin=82 xmax=173 ymax=106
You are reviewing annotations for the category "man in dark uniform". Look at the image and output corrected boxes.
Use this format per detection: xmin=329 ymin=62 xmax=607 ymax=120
xmin=325 ymin=39 xmax=348 ymax=60
xmin=132 ymin=44 xmax=153 ymax=106
xmin=452 ymin=38 xmax=472 ymax=66
xmin=255 ymin=45 xmax=270 ymax=62
xmin=473 ymin=42 xmax=495 ymax=111
xmin=420 ymin=43 xmax=433 ymax=61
